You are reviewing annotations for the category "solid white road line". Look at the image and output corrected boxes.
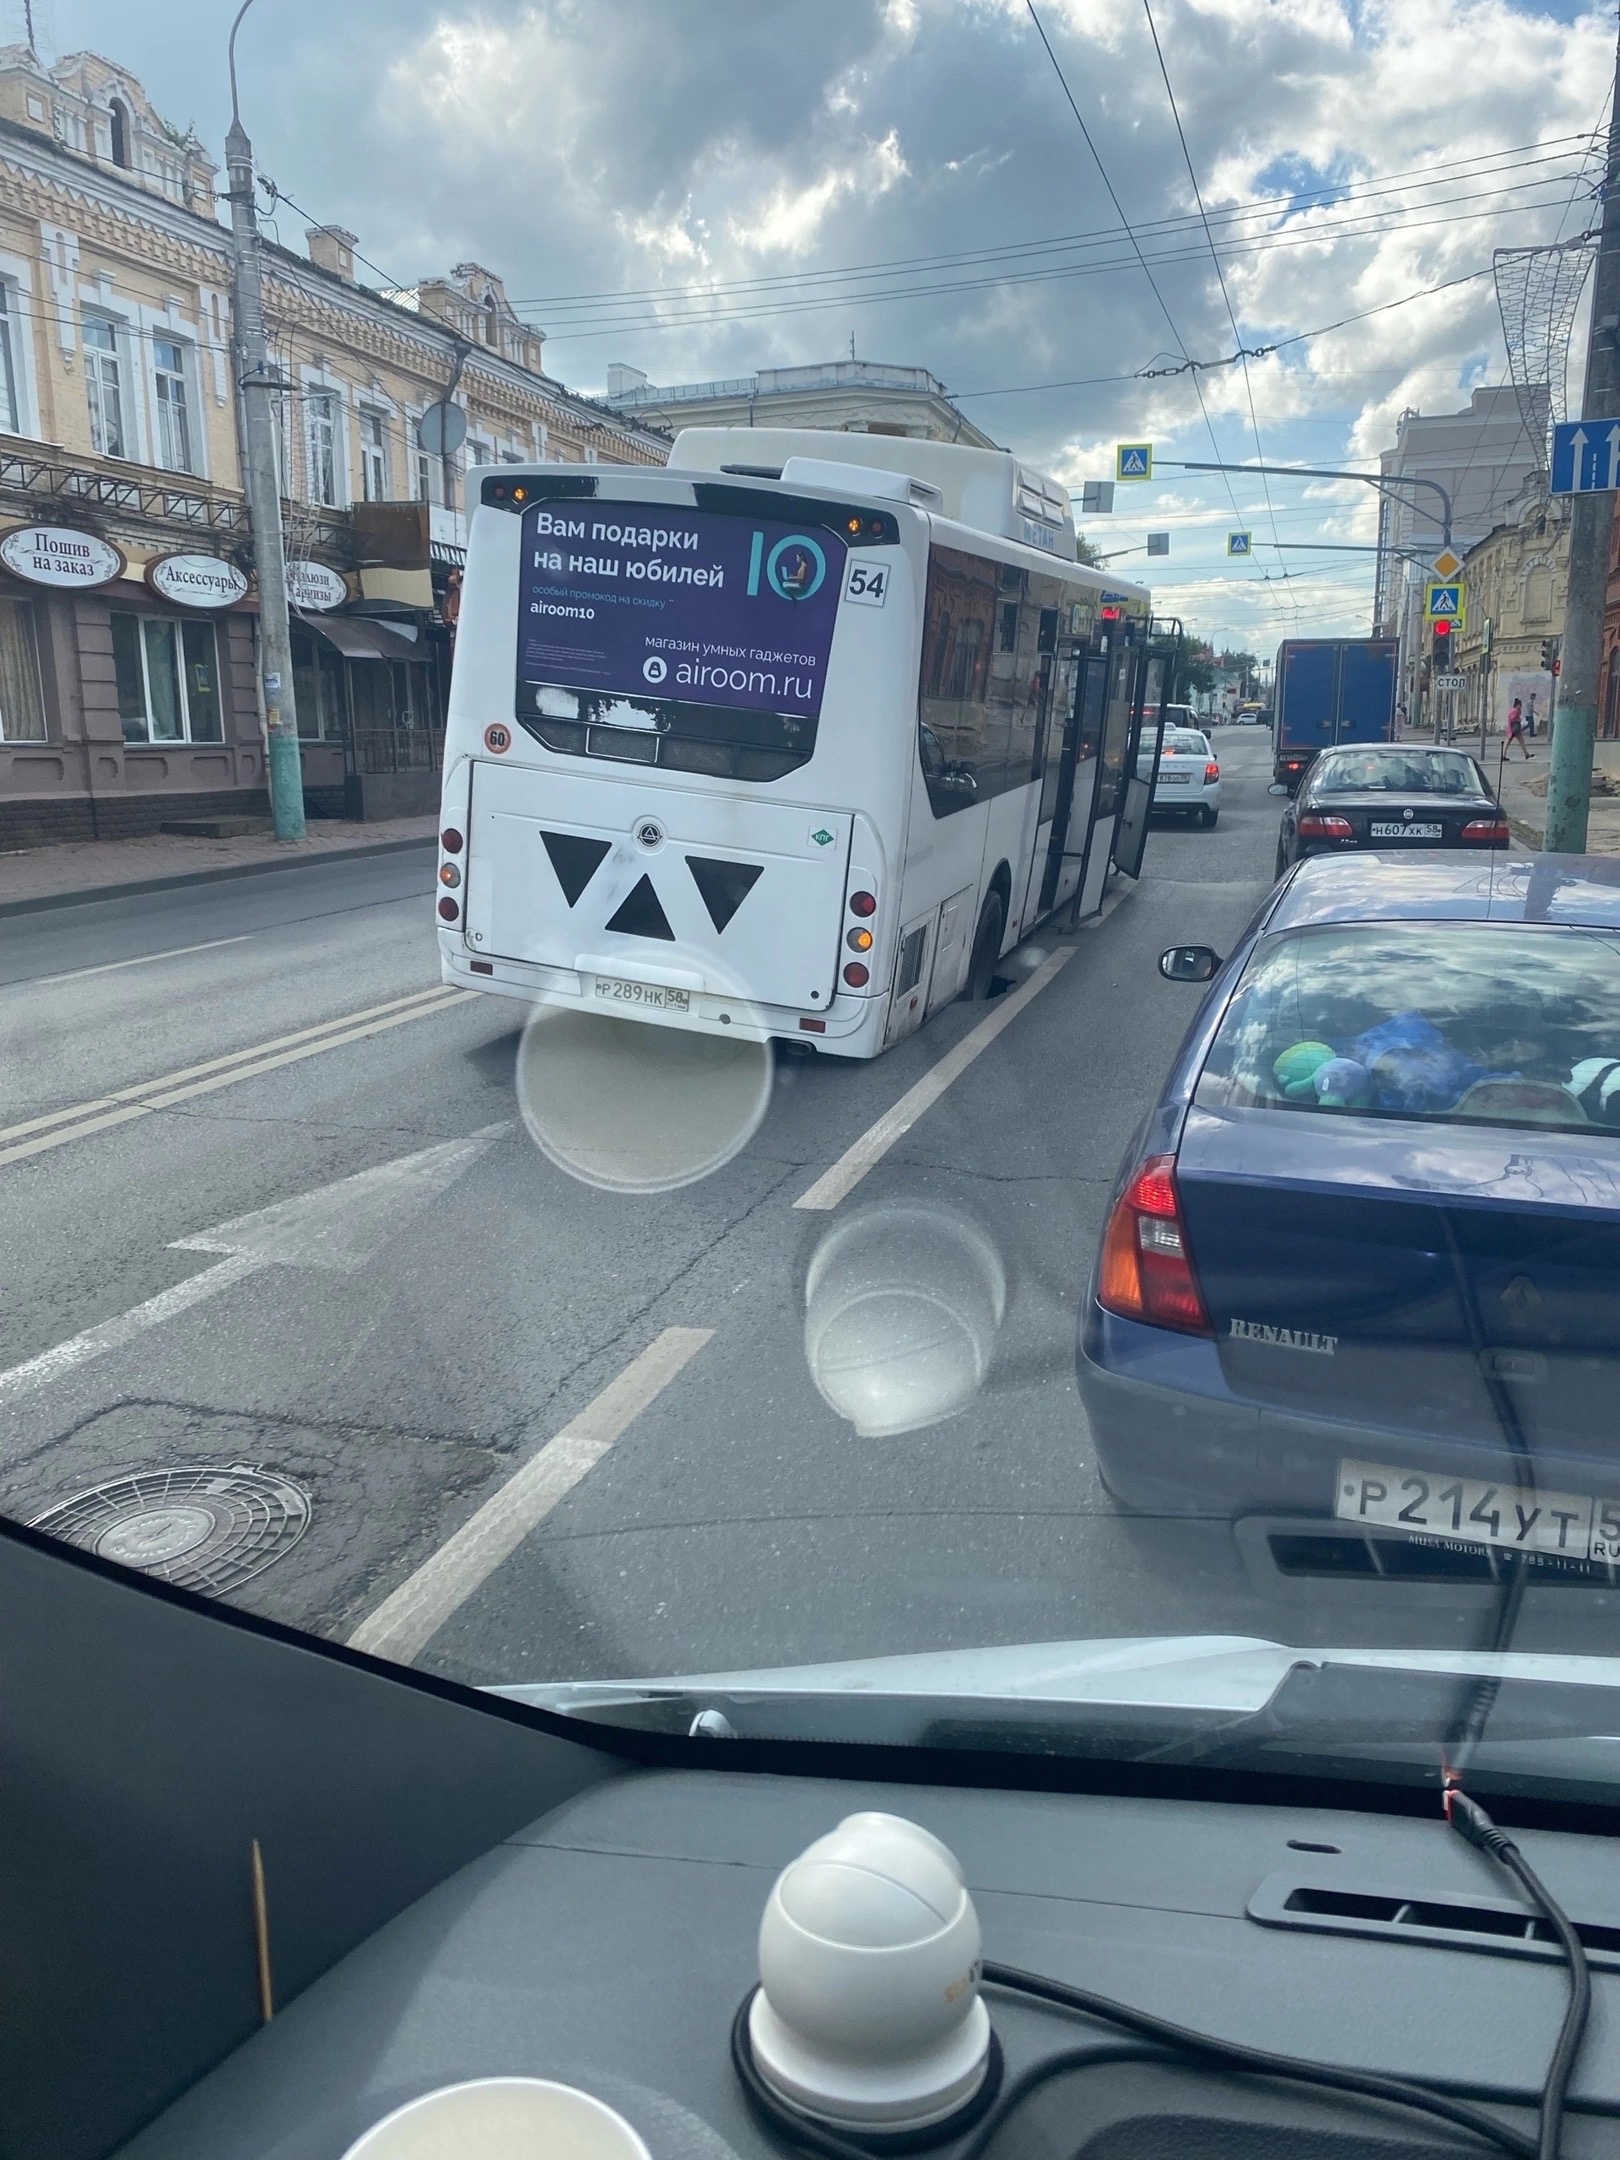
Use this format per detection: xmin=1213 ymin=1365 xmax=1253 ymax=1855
xmin=0 ymin=986 xmax=473 ymax=1169
xmin=0 ymin=1251 xmax=264 ymax=1408
xmin=348 ymin=1325 xmax=715 ymax=1665
xmin=793 ymin=945 xmax=1076 ymax=1211
xmin=16 ymin=935 xmax=253 ymax=990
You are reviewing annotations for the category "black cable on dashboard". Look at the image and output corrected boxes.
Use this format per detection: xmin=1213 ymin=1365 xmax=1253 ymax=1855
xmin=731 ymin=1978 xmax=1539 ymax=2160
xmin=981 ymin=1961 xmax=1537 ymax=2159
xmin=1446 ymin=1787 xmax=1592 ymax=2160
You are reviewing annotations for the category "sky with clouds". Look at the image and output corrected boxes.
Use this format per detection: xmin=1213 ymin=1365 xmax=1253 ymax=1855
xmin=21 ymin=0 xmax=1613 ymax=652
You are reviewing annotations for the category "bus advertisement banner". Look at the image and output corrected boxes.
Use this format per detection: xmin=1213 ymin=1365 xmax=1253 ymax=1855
xmin=515 ymin=504 xmax=847 ymax=722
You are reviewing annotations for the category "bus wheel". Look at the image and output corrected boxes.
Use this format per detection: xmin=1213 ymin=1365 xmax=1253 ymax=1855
xmin=963 ymin=891 xmax=1005 ymax=1001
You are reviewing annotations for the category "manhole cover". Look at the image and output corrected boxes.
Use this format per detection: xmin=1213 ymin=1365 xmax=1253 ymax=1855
xmin=30 ymin=1465 xmax=311 ymax=1595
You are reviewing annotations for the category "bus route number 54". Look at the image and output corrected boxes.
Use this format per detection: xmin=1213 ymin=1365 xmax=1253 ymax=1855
xmin=844 ymin=561 xmax=889 ymax=608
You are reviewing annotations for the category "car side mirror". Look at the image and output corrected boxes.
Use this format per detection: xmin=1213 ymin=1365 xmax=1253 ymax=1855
xmin=1159 ymin=945 xmax=1220 ymax=983
xmin=1267 ymin=782 xmax=1287 ymax=796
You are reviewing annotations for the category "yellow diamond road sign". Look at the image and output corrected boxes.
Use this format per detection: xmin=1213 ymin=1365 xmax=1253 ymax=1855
xmin=1432 ymin=547 xmax=1463 ymax=579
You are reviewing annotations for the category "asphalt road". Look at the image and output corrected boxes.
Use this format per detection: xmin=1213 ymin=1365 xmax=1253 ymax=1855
xmin=2 ymin=728 xmax=1597 ymax=1691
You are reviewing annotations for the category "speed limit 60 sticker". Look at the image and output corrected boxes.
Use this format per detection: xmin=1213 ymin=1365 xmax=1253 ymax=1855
xmin=484 ymin=722 xmax=512 ymax=753
xmin=843 ymin=560 xmax=889 ymax=608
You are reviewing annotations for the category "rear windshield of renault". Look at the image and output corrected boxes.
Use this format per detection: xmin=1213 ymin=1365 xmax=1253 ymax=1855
xmin=505 ymin=490 xmax=892 ymax=782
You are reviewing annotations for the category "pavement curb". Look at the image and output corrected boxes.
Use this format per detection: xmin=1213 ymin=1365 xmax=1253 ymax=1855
xmin=1506 ymin=816 xmax=1544 ymax=850
xmin=0 ymin=833 xmax=437 ymax=920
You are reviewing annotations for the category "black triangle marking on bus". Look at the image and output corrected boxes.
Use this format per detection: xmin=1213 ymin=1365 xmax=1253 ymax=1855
xmin=605 ymin=874 xmax=675 ymax=941
xmin=685 ymin=855 xmax=763 ymax=934
xmin=540 ymin=831 xmax=611 ymax=908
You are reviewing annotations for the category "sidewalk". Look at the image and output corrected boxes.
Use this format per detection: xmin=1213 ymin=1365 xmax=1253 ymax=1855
xmin=1491 ymin=738 xmax=1620 ymax=853
xmin=1405 ymin=724 xmax=1620 ymax=853
xmin=0 ymin=812 xmax=438 ymax=915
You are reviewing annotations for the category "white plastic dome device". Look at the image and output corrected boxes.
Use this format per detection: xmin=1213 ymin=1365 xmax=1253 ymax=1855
xmin=747 ymin=1813 xmax=994 ymax=2132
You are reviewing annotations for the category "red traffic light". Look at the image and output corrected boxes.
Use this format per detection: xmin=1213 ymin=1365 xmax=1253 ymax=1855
xmin=1432 ymin=619 xmax=1451 ymax=640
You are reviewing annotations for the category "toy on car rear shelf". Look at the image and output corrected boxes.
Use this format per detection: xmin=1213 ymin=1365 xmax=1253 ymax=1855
xmin=1566 ymin=1057 xmax=1620 ymax=1125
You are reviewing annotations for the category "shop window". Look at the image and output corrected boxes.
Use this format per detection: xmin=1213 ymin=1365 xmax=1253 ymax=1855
xmin=152 ymin=336 xmax=194 ymax=473
xmin=0 ymin=597 xmax=45 ymax=741
xmin=0 ymin=285 xmax=19 ymax=433
xmin=290 ymin=627 xmax=348 ymax=741
xmin=83 ymin=315 xmax=126 ymax=458
xmin=112 ymin=614 xmax=223 ymax=744
xmin=306 ymin=390 xmax=340 ymax=506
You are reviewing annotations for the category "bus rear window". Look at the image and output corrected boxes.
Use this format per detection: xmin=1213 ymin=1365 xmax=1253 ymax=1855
xmin=513 ymin=501 xmax=846 ymax=780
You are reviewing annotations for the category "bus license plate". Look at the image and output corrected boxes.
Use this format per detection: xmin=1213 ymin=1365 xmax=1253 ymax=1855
xmin=1371 ymin=821 xmax=1442 ymax=838
xmin=1337 ymin=1457 xmax=1620 ymax=1563
xmin=593 ymin=976 xmax=690 ymax=1013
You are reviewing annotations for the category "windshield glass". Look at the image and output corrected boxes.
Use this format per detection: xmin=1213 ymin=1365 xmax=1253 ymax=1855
xmin=3 ymin=0 xmax=1615 ymax=1822
xmin=1313 ymin=749 xmax=1487 ymax=794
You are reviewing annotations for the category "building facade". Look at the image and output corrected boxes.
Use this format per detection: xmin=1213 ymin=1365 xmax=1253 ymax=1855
xmin=1451 ymin=480 xmax=1571 ymax=737
xmin=1372 ymin=386 xmax=1550 ymax=720
xmin=0 ymin=45 xmax=667 ymax=846
xmin=603 ymin=359 xmax=999 ymax=447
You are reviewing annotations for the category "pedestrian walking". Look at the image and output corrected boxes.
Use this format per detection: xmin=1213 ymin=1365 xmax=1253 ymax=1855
xmin=1525 ymin=692 xmax=1538 ymax=739
xmin=1395 ymin=700 xmax=1408 ymax=734
xmin=1504 ymin=697 xmax=1532 ymax=758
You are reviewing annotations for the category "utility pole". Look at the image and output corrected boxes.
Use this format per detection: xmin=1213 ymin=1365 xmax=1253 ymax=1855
xmin=225 ymin=3 xmax=303 ymax=841
xmin=1544 ymin=21 xmax=1620 ymax=853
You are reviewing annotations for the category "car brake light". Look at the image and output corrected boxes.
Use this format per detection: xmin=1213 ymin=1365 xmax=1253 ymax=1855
xmin=1204 ymin=761 xmax=1220 ymax=782
xmin=1097 ymin=1153 xmax=1210 ymax=1335
xmin=1461 ymin=818 xmax=1510 ymax=845
xmin=1296 ymin=813 xmax=1353 ymax=839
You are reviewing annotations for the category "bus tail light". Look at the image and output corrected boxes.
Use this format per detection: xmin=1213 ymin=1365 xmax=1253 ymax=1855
xmin=1296 ymin=813 xmax=1353 ymax=840
xmin=842 ymin=962 xmax=870 ymax=988
xmin=846 ymin=927 xmax=873 ymax=952
xmin=799 ymin=1017 xmax=826 ymax=1033
xmin=849 ymin=890 xmax=877 ymax=917
xmin=1462 ymin=818 xmax=1510 ymax=845
xmin=440 ymin=827 xmax=464 ymax=854
xmin=438 ymin=896 xmax=460 ymax=922
xmin=1097 ymin=1154 xmax=1210 ymax=1336
xmin=439 ymin=863 xmax=461 ymax=888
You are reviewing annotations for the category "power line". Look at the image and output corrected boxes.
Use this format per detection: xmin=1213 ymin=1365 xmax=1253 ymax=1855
xmin=531 ymin=180 xmax=1590 ymax=343
xmin=1141 ymin=0 xmax=1291 ymax=604
xmin=511 ymin=132 xmax=1599 ymax=316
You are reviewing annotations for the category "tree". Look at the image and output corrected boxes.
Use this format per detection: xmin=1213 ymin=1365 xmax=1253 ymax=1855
xmin=1074 ymin=534 xmax=1105 ymax=567
xmin=1179 ymin=649 xmax=1216 ymax=698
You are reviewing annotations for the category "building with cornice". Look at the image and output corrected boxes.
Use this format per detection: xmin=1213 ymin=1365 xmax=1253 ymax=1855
xmin=0 ymin=44 xmax=667 ymax=843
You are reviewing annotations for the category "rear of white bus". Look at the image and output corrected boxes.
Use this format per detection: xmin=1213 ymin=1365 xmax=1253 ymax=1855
xmin=435 ymin=464 xmax=924 ymax=1056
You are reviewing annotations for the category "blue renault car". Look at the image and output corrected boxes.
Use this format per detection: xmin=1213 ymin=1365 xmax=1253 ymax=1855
xmin=1078 ymin=854 xmax=1620 ymax=1568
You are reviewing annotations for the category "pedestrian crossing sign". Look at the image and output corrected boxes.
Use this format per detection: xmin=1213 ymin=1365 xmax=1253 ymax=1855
xmin=1425 ymin=580 xmax=1465 ymax=625
xmin=1227 ymin=531 xmax=1252 ymax=557
xmin=1116 ymin=442 xmax=1153 ymax=481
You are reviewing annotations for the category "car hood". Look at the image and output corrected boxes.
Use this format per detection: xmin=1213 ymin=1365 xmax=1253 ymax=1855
xmin=493 ymin=1631 xmax=1620 ymax=1718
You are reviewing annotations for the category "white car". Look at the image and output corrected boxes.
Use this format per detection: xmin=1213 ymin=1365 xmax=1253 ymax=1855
xmin=1140 ymin=724 xmax=1221 ymax=828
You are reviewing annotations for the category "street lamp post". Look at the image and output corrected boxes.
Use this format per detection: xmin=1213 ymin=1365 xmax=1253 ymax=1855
xmin=226 ymin=0 xmax=303 ymax=842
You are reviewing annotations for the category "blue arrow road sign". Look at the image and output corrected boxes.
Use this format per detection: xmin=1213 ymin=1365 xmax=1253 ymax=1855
xmin=1552 ymin=418 xmax=1620 ymax=495
xmin=1116 ymin=442 xmax=1152 ymax=481
xmin=1227 ymin=531 xmax=1252 ymax=556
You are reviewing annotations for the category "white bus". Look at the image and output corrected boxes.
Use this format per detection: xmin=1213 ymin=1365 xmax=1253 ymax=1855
xmin=436 ymin=428 xmax=1158 ymax=1058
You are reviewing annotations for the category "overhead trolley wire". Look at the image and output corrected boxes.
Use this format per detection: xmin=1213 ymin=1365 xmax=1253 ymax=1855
xmin=1140 ymin=0 xmax=1292 ymax=601
xmin=511 ymin=133 xmax=1600 ymax=317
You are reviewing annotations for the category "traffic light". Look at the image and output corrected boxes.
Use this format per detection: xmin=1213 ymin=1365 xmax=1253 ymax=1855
xmin=1431 ymin=620 xmax=1453 ymax=659
xmin=1541 ymin=638 xmax=1560 ymax=673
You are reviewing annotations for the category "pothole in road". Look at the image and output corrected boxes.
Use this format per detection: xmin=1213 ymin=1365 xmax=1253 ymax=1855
xmin=29 ymin=1463 xmax=311 ymax=1595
